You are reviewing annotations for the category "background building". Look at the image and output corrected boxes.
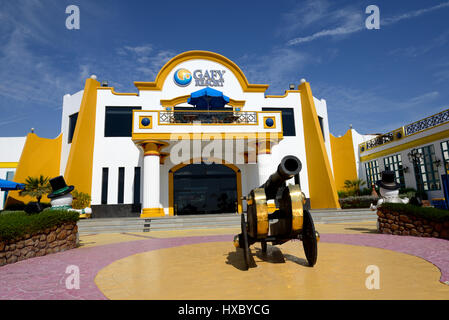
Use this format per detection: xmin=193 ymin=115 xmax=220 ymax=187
xmin=331 ymin=109 xmax=449 ymax=201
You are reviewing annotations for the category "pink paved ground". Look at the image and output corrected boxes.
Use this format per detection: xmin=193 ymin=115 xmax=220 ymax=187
xmin=0 ymin=233 xmax=448 ymax=300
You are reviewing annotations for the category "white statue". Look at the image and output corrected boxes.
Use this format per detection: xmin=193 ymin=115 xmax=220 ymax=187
xmin=47 ymin=176 xmax=92 ymax=217
xmin=370 ymin=171 xmax=409 ymax=211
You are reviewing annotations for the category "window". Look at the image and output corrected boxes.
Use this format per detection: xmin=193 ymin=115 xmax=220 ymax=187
xmin=383 ymin=154 xmax=405 ymax=188
xmin=68 ymin=113 xmax=78 ymax=143
xmin=117 ymin=167 xmax=125 ymax=204
xmin=133 ymin=167 xmax=141 ymax=204
xmin=318 ymin=116 xmax=325 ymax=140
xmin=412 ymin=145 xmax=440 ymax=191
xmin=104 ymin=107 xmax=141 ymax=137
xmin=262 ymin=108 xmax=296 ymax=136
xmin=365 ymin=160 xmax=381 ymax=188
xmin=101 ymin=168 xmax=109 ymax=204
xmin=6 ymin=171 xmax=14 ymax=181
xmin=441 ymin=140 xmax=449 ymax=174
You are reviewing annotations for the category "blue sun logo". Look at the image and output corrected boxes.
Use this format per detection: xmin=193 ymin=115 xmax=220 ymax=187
xmin=173 ymin=68 xmax=192 ymax=87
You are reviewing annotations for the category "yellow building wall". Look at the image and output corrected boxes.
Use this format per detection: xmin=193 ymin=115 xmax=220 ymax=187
xmin=299 ymin=82 xmax=340 ymax=209
xmin=64 ymin=78 xmax=99 ymax=195
xmin=5 ymin=133 xmax=62 ymax=206
xmin=330 ymin=130 xmax=358 ymax=191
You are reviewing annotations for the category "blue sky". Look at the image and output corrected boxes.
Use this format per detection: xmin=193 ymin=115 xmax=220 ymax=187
xmin=0 ymin=0 xmax=448 ymax=138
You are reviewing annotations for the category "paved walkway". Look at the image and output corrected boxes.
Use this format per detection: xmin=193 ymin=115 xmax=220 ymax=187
xmin=0 ymin=221 xmax=448 ymax=299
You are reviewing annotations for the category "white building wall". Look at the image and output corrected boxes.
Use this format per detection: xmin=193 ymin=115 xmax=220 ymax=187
xmin=314 ymin=97 xmax=333 ymax=172
xmin=60 ymin=90 xmax=84 ymax=175
xmin=351 ymin=129 xmax=378 ymax=180
xmin=0 ymin=168 xmax=16 ymax=210
xmin=262 ymin=92 xmax=309 ymax=197
xmin=0 ymin=137 xmax=26 ymax=210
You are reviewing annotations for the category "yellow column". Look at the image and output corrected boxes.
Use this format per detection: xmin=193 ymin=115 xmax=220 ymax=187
xmin=64 ymin=77 xmax=100 ymax=195
xmin=299 ymin=81 xmax=340 ymax=209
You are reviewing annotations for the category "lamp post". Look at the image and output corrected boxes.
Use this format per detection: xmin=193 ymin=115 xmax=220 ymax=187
xmin=408 ymin=149 xmax=424 ymax=197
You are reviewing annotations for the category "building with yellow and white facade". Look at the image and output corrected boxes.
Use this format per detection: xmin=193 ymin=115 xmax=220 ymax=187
xmin=2 ymin=51 xmax=340 ymax=216
xmin=3 ymin=50 xmax=448 ymax=215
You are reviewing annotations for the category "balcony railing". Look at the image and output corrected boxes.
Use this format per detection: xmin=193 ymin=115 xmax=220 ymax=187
xmin=365 ymin=131 xmax=394 ymax=150
xmin=360 ymin=108 xmax=449 ymax=153
xmin=404 ymin=109 xmax=449 ymax=136
xmin=159 ymin=110 xmax=258 ymax=124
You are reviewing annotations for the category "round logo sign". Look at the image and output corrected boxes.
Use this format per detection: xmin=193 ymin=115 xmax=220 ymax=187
xmin=173 ymin=68 xmax=192 ymax=86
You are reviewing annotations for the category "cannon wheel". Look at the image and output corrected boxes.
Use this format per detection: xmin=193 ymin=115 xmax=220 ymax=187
xmin=302 ymin=209 xmax=318 ymax=267
xmin=241 ymin=213 xmax=251 ymax=270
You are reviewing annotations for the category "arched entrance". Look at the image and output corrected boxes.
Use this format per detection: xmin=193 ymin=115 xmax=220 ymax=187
xmin=170 ymin=162 xmax=241 ymax=215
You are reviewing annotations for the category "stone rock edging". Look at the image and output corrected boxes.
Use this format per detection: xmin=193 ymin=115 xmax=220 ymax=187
xmin=0 ymin=222 xmax=78 ymax=266
xmin=377 ymin=209 xmax=449 ymax=239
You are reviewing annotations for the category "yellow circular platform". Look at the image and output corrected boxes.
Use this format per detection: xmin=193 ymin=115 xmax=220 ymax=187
xmin=95 ymin=241 xmax=449 ymax=300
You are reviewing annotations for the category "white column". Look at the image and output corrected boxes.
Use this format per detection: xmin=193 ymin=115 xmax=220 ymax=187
xmin=143 ymin=154 xmax=160 ymax=212
xmin=140 ymin=141 xmax=166 ymax=217
xmin=257 ymin=140 xmax=273 ymax=185
xmin=258 ymin=153 xmax=272 ymax=185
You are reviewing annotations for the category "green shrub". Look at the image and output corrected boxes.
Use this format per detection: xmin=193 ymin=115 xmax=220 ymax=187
xmin=3 ymin=203 xmax=26 ymax=211
xmin=3 ymin=202 xmax=51 ymax=212
xmin=380 ymin=203 xmax=449 ymax=222
xmin=337 ymin=190 xmax=349 ymax=198
xmin=0 ymin=209 xmax=79 ymax=241
xmin=339 ymin=195 xmax=378 ymax=209
xmin=360 ymin=187 xmax=373 ymax=196
xmin=71 ymin=190 xmax=91 ymax=209
xmin=399 ymin=187 xmax=417 ymax=194
xmin=339 ymin=188 xmax=376 ymax=199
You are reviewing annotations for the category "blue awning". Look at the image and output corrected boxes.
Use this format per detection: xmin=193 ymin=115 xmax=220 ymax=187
xmin=0 ymin=179 xmax=25 ymax=191
xmin=187 ymin=87 xmax=230 ymax=109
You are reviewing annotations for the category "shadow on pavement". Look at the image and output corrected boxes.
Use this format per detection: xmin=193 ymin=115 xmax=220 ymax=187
xmin=225 ymin=244 xmax=309 ymax=270
xmin=344 ymin=227 xmax=378 ymax=234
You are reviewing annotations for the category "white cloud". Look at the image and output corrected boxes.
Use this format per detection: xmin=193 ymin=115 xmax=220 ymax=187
xmin=0 ymin=0 xmax=84 ymax=112
xmin=285 ymin=0 xmax=364 ymax=46
xmin=0 ymin=115 xmax=30 ymax=127
xmin=280 ymin=0 xmax=332 ymax=36
xmin=238 ymin=47 xmax=310 ymax=94
xmin=287 ymin=1 xmax=449 ymax=46
xmin=433 ymin=67 xmax=449 ymax=83
xmin=389 ymin=29 xmax=449 ymax=58
xmin=314 ymin=82 xmax=442 ymax=135
xmin=383 ymin=2 xmax=449 ymax=25
xmin=117 ymin=44 xmax=154 ymax=63
xmin=112 ymin=46 xmax=176 ymax=84
xmin=287 ymin=24 xmax=363 ymax=46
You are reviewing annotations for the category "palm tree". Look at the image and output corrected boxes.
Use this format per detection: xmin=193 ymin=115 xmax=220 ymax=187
xmin=343 ymin=179 xmax=367 ymax=196
xmin=19 ymin=175 xmax=52 ymax=203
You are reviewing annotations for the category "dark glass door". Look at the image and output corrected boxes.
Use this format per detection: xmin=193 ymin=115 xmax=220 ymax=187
xmin=173 ymin=163 xmax=237 ymax=215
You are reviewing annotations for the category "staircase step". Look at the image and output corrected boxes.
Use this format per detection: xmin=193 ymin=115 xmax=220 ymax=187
xmin=77 ymin=210 xmax=378 ymax=234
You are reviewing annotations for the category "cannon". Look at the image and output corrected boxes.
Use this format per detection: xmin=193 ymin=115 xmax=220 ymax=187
xmin=233 ymin=155 xmax=319 ymax=269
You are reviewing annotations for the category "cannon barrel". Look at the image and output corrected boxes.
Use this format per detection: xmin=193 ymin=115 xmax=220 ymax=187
xmin=261 ymin=155 xmax=302 ymax=200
